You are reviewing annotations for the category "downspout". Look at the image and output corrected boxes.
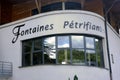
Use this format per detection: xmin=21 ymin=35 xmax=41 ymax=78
xmin=81 ymin=0 xmax=85 ymax=10
xmin=104 ymin=0 xmax=118 ymax=80
xmin=35 ymin=0 xmax=41 ymax=13
xmin=104 ymin=14 xmax=113 ymax=80
xmin=62 ymin=0 xmax=65 ymax=10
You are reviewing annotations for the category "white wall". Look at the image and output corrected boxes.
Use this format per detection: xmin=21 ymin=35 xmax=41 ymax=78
xmin=13 ymin=66 xmax=110 ymax=80
xmin=0 ymin=10 xmax=115 ymax=80
xmin=107 ymin=24 xmax=120 ymax=80
xmin=0 ymin=26 xmax=110 ymax=80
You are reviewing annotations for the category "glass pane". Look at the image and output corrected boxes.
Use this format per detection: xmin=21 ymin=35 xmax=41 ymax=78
xmin=32 ymin=9 xmax=39 ymax=15
xmin=24 ymin=54 xmax=31 ymax=66
xmin=65 ymin=2 xmax=81 ymax=10
xmin=85 ymin=37 xmax=95 ymax=49
xmin=86 ymin=50 xmax=96 ymax=66
xmin=41 ymin=2 xmax=62 ymax=12
xmin=23 ymin=40 xmax=32 ymax=53
xmin=58 ymin=49 xmax=70 ymax=64
xmin=72 ymin=36 xmax=84 ymax=48
xmin=95 ymin=38 xmax=103 ymax=67
xmin=44 ymin=37 xmax=56 ymax=64
xmin=72 ymin=49 xmax=85 ymax=65
xmin=34 ymin=39 xmax=42 ymax=51
xmin=44 ymin=49 xmax=56 ymax=64
xmin=22 ymin=40 xmax=32 ymax=66
xmin=44 ymin=37 xmax=56 ymax=49
xmin=51 ymin=2 xmax=62 ymax=11
xmin=57 ymin=36 xmax=69 ymax=48
xmin=33 ymin=52 xmax=43 ymax=65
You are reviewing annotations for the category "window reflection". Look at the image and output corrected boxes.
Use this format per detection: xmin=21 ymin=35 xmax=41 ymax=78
xmin=72 ymin=49 xmax=85 ymax=65
xmin=85 ymin=37 xmax=95 ymax=49
xmin=44 ymin=37 xmax=56 ymax=64
xmin=24 ymin=54 xmax=30 ymax=66
xmin=57 ymin=36 xmax=69 ymax=48
xmin=23 ymin=40 xmax=32 ymax=53
xmin=95 ymin=38 xmax=103 ymax=67
xmin=33 ymin=52 xmax=43 ymax=65
xmin=41 ymin=2 xmax=81 ymax=13
xmin=86 ymin=50 xmax=96 ymax=66
xmin=72 ymin=36 xmax=84 ymax=48
xmin=65 ymin=2 xmax=81 ymax=10
xmin=44 ymin=37 xmax=56 ymax=49
xmin=58 ymin=49 xmax=70 ymax=64
xmin=22 ymin=40 xmax=32 ymax=66
xmin=41 ymin=2 xmax=62 ymax=13
xmin=22 ymin=35 xmax=103 ymax=67
xmin=34 ymin=39 xmax=42 ymax=51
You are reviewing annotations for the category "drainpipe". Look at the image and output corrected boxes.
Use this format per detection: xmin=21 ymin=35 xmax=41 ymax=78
xmin=104 ymin=0 xmax=118 ymax=80
xmin=35 ymin=0 xmax=41 ymax=13
xmin=104 ymin=14 xmax=113 ymax=80
xmin=81 ymin=0 xmax=85 ymax=10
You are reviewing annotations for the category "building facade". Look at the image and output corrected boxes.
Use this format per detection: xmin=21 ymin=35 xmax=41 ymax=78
xmin=0 ymin=0 xmax=120 ymax=80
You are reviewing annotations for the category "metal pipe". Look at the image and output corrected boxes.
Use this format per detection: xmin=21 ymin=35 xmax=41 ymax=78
xmin=35 ymin=0 xmax=41 ymax=13
xmin=104 ymin=15 xmax=112 ymax=80
xmin=104 ymin=0 xmax=118 ymax=80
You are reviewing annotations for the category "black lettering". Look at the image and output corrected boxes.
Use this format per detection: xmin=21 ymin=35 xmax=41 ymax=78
xmin=32 ymin=27 xmax=36 ymax=33
xmin=45 ymin=25 xmax=49 ymax=30
xmin=83 ymin=22 xmax=86 ymax=29
xmin=25 ymin=29 xmax=29 ymax=35
xmin=85 ymin=22 xmax=89 ymax=31
xmin=79 ymin=23 xmax=83 ymax=28
xmin=96 ymin=26 xmax=102 ymax=32
xmin=64 ymin=21 xmax=69 ymax=28
xmin=29 ymin=28 xmax=32 ymax=34
xmin=37 ymin=26 xmax=39 ymax=32
xmin=69 ymin=21 xmax=74 ymax=28
xmin=92 ymin=25 xmax=96 ymax=30
xmin=39 ymin=26 xmax=44 ymax=31
xmin=75 ymin=22 xmax=78 ymax=28
xmin=12 ymin=24 xmax=25 ymax=43
xmin=50 ymin=24 xmax=54 ymax=30
xmin=21 ymin=31 xmax=24 ymax=36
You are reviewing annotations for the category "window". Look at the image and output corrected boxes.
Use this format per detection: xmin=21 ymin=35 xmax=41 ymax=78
xmin=72 ymin=49 xmax=85 ymax=65
xmin=43 ymin=37 xmax=56 ymax=64
xmin=65 ymin=2 xmax=81 ymax=10
xmin=32 ymin=9 xmax=39 ymax=15
xmin=41 ymin=2 xmax=81 ymax=13
xmin=22 ymin=39 xmax=43 ymax=66
xmin=57 ymin=49 xmax=70 ymax=64
xmin=85 ymin=37 xmax=94 ymax=49
xmin=57 ymin=36 xmax=69 ymax=48
xmin=72 ymin=36 xmax=84 ymax=48
xmin=22 ymin=35 xmax=104 ymax=67
xmin=22 ymin=40 xmax=32 ymax=66
xmin=41 ymin=2 xmax=62 ymax=13
xmin=71 ymin=36 xmax=85 ymax=64
xmin=33 ymin=2 xmax=81 ymax=14
xmin=57 ymin=36 xmax=70 ymax=64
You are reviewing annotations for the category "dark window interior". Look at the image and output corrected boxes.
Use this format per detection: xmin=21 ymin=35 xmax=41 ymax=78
xmin=65 ymin=2 xmax=81 ymax=10
xmin=41 ymin=2 xmax=62 ymax=13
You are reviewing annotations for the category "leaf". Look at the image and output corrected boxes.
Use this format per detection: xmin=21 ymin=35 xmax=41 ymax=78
xmin=74 ymin=75 xmax=78 ymax=80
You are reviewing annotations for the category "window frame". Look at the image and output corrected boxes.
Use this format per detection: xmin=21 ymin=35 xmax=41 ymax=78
xmin=32 ymin=2 xmax=82 ymax=15
xmin=22 ymin=34 xmax=104 ymax=68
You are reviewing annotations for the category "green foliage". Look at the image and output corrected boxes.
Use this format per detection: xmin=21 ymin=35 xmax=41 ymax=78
xmin=68 ymin=75 xmax=78 ymax=80
xmin=74 ymin=75 xmax=78 ymax=80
